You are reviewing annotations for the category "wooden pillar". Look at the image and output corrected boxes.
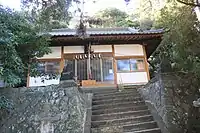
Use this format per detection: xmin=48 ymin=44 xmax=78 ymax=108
xmin=112 ymin=45 xmax=117 ymax=85
xmin=60 ymin=46 xmax=64 ymax=73
xmin=142 ymin=45 xmax=150 ymax=81
xmin=87 ymin=43 xmax=91 ymax=80
xmin=100 ymin=58 xmax=103 ymax=82
xmin=26 ymin=64 xmax=30 ymax=87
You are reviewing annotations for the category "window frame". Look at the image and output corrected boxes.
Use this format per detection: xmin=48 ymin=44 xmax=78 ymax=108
xmin=116 ymin=57 xmax=146 ymax=73
xmin=37 ymin=59 xmax=61 ymax=75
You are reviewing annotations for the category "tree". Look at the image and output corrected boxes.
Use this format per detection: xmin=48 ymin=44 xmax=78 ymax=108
xmin=176 ymin=0 xmax=200 ymax=7
xmin=151 ymin=1 xmax=200 ymax=132
xmin=0 ymin=6 xmax=50 ymax=87
xmin=21 ymin=0 xmax=80 ymax=30
xmin=92 ymin=8 xmax=138 ymax=28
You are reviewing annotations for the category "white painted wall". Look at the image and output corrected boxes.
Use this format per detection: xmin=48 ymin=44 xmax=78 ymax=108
xmin=114 ymin=44 xmax=144 ymax=56
xmin=117 ymin=72 xmax=148 ymax=84
xmin=38 ymin=47 xmax=61 ymax=59
xmin=29 ymin=76 xmax=60 ymax=87
xmin=91 ymin=45 xmax=112 ymax=52
xmin=64 ymin=46 xmax=84 ymax=53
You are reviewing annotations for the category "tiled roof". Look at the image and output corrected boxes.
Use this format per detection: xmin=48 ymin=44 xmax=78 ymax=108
xmin=47 ymin=27 xmax=164 ymax=36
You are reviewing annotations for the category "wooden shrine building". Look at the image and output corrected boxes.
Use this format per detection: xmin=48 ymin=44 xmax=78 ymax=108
xmin=27 ymin=27 xmax=163 ymax=87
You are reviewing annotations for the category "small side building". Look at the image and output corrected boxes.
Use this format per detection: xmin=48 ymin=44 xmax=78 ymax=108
xmin=27 ymin=27 xmax=163 ymax=87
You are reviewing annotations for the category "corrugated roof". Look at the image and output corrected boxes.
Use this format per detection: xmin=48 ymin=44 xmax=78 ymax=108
xmin=47 ymin=27 xmax=164 ymax=36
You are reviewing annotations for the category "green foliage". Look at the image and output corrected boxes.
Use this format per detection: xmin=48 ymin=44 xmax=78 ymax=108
xmin=0 ymin=6 xmax=50 ymax=87
xmin=153 ymin=1 xmax=200 ymax=76
xmin=151 ymin=1 xmax=200 ymax=132
xmin=21 ymin=0 xmax=79 ymax=30
xmin=93 ymin=8 xmax=138 ymax=28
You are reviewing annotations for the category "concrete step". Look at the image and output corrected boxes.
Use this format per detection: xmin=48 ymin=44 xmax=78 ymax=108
xmin=91 ymin=88 xmax=119 ymax=94
xmin=91 ymin=126 xmax=123 ymax=133
xmin=92 ymin=101 xmax=145 ymax=110
xmin=123 ymin=121 xmax=158 ymax=132
xmin=125 ymin=128 xmax=161 ymax=133
xmin=91 ymin=115 xmax=154 ymax=128
xmin=91 ymin=122 xmax=160 ymax=133
xmin=93 ymin=93 xmax=141 ymax=101
xmin=92 ymin=96 xmax=143 ymax=105
xmin=92 ymin=105 xmax=149 ymax=115
xmin=93 ymin=89 xmax=139 ymax=97
xmin=81 ymin=86 xmax=117 ymax=92
xmin=92 ymin=109 xmax=151 ymax=121
xmin=122 ymin=85 xmax=144 ymax=89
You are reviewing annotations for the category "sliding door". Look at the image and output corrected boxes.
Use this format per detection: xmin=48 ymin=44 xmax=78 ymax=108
xmin=77 ymin=59 xmax=87 ymax=81
xmin=102 ymin=57 xmax=114 ymax=83
xmin=63 ymin=56 xmax=114 ymax=83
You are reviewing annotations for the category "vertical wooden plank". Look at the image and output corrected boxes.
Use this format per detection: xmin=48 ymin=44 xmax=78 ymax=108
xmin=100 ymin=58 xmax=103 ymax=82
xmin=75 ymin=59 xmax=77 ymax=80
xmin=142 ymin=45 xmax=150 ymax=81
xmin=26 ymin=64 xmax=30 ymax=87
xmin=60 ymin=46 xmax=64 ymax=73
xmin=112 ymin=45 xmax=117 ymax=85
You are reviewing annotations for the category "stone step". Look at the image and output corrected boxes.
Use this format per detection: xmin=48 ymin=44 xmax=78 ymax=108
xmin=92 ymin=101 xmax=145 ymax=110
xmin=91 ymin=122 xmax=159 ymax=133
xmin=92 ymin=105 xmax=148 ymax=115
xmin=93 ymin=93 xmax=141 ymax=101
xmin=124 ymin=128 xmax=161 ymax=133
xmin=91 ymin=115 xmax=154 ymax=128
xmin=91 ymin=125 xmax=124 ymax=133
xmin=92 ymin=96 xmax=143 ymax=105
xmin=92 ymin=109 xmax=151 ymax=121
xmin=93 ymin=89 xmax=139 ymax=97
xmin=123 ymin=121 xmax=158 ymax=132
xmin=91 ymin=88 xmax=119 ymax=94
xmin=122 ymin=86 xmax=143 ymax=90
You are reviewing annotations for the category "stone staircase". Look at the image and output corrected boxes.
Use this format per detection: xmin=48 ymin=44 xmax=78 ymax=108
xmin=90 ymin=87 xmax=162 ymax=133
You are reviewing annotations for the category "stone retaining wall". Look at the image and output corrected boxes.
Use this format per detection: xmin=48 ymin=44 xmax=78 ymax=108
xmin=138 ymin=73 xmax=184 ymax=133
xmin=0 ymin=82 xmax=89 ymax=133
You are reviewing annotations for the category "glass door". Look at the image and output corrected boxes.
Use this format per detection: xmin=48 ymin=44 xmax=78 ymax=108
xmin=102 ymin=57 xmax=114 ymax=83
xmin=91 ymin=58 xmax=101 ymax=81
xmin=77 ymin=59 xmax=87 ymax=81
xmin=63 ymin=55 xmax=114 ymax=84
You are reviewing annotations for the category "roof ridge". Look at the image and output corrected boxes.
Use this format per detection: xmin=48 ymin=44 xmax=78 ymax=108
xmin=48 ymin=27 xmax=164 ymax=36
xmin=52 ymin=28 xmax=75 ymax=32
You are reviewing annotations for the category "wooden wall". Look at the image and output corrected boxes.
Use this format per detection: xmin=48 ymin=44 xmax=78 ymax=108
xmin=28 ymin=44 xmax=150 ymax=87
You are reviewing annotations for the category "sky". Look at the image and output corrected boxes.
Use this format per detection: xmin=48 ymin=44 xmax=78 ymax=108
xmin=0 ymin=0 xmax=139 ymax=14
xmin=0 ymin=0 xmax=21 ymax=10
xmin=0 ymin=0 xmax=140 ymax=28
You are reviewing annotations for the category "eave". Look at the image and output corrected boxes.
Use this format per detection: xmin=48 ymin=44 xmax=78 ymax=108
xmin=50 ymin=33 xmax=163 ymax=58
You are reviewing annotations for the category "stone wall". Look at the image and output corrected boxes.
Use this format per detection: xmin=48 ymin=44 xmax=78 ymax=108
xmin=138 ymin=73 xmax=184 ymax=133
xmin=0 ymin=82 xmax=89 ymax=133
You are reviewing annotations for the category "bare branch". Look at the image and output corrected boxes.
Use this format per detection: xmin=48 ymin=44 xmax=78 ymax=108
xmin=177 ymin=0 xmax=200 ymax=7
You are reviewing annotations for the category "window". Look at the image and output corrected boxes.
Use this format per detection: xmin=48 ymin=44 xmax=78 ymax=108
xmin=46 ymin=62 xmax=60 ymax=74
xmin=117 ymin=58 xmax=145 ymax=72
xmin=117 ymin=59 xmax=130 ymax=71
xmin=130 ymin=59 xmax=145 ymax=71
xmin=37 ymin=61 xmax=60 ymax=74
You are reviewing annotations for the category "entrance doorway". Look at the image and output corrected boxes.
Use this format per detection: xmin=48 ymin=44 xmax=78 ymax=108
xmin=62 ymin=56 xmax=114 ymax=84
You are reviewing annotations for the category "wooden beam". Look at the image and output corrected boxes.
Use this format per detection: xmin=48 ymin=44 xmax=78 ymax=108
xmin=114 ymin=55 xmax=145 ymax=59
xmin=37 ymin=58 xmax=62 ymax=62
xmin=112 ymin=45 xmax=117 ymax=85
xmin=52 ymin=34 xmax=163 ymax=41
xmin=26 ymin=64 xmax=30 ymax=87
xmin=60 ymin=46 xmax=64 ymax=73
xmin=142 ymin=45 xmax=150 ymax=81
